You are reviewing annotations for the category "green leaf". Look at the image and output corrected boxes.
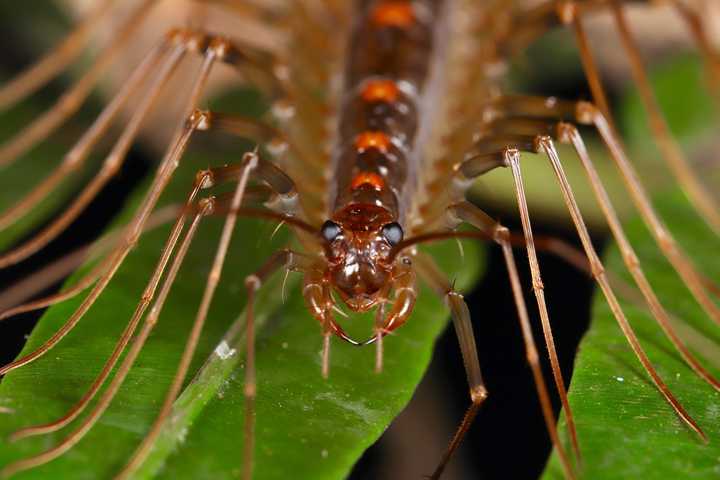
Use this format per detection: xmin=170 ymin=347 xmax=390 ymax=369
xmin=543 ymin=55 xmax=720 ymax=479
xmin=0 ymin=139 xmax=483 ymax=478
xmin=543 ymin=189 xmax=720 ymax=479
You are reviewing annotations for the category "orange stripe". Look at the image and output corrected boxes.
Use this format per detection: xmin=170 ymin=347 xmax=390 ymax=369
xmin=351 ymin=171 xmax=385 ymax=191
xmin=354 ymin=131 xmax=391 ymax=153
xmin=361 ymin=79 xmax=400 ymax=103
xmin=370 ymin=2 xmax=415 ymax=28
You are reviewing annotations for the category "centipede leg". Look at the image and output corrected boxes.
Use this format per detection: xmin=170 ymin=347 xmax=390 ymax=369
xmin=450 ymin=152 xmax=582 ymax=465
xmin=489 ymin=93 xmax=720 ymax=326
xmin=411 ymin=253 xmax=488 ymax=480
xmin=6 ymin=171 xmax=211 ymax=442
xmin=588 ymin=104 xmax=720 ymax=324
xmin=506 ymin=145 xmax=706 ymax=440
xmin=415 ymin=212 xmax=575 ymax=480
xmin=231 ymin=249 xmax=315 ymax=480
xmin=116 ymin=151 xmax=263 ymax=479
xmin=0 ymin=0 xmax=116 ymax=110
xmin=0 ymin=204 xmax=180 ymax=320
xmin=493 ymin=115 xmax=720 ymax=387
xmin=560 ymin=2 xmax=720 ymax=237
xmin=556 ymin=125 xmax=720 ymax=391
xmin=0 ymin=176 xmax=217 ymax=479
xmin=611 ymin=2 xmax=720 ymax=234
xmin=0 ymin=0 xmax=156 ymax=168
xmin=0 ymin=42 xmax=219 ymax=376
xmin=0 ymin=35 xmax=168 ymax=232
xmin=0 ymin=36 xmax=189 ymax=269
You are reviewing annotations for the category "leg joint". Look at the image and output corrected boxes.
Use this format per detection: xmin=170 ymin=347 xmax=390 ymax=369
xmin=493 ymin=225 xmax=510 ymax=244
xmin=470 ymin=385 xmax=488 ymax=404
xmin=245 ymin=274 xmax=262 ymax=292
xmin=187 ymin=109 xmax=212 ymax=131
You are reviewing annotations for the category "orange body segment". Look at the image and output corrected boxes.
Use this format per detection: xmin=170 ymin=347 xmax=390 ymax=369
xmin=354 ymin=131 xmax=391 ymax=153
xmin=361 ymin=79 xmax=400 ymax=103
xmin=351 ymin=171 xmax=386 ymax=191
xmin=370 ymin=2 xmax=415 ymax=29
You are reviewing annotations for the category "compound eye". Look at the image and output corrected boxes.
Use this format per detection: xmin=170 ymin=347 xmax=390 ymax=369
xmin=321 ymin=220 xmax=342 ymax=243
xmin=381 ymin=222 xmax=403 ymax=246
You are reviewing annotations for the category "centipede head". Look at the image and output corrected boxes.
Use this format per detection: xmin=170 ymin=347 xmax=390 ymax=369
xmin=321 ymin=204 xmax=404 ymax=312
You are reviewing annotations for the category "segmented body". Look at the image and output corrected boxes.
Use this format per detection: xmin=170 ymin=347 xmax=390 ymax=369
xmin=0 ymin=1 xmax=718 ymax=479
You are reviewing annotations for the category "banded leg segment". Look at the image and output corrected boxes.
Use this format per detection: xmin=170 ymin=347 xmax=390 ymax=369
xmin=464 ymin=114 xmax=720 ymax=389
xmin=5 ymin=147 xmax=302 ymax=445
xmin=0 ymin=28 xmax=293 ymax=267
xmin=486 ymin=95 xmax=720 ymax=326
xmin=673 ymin=0 xmax=720 ymax=107
xmin=116 ymin=150 xmax=262 ymax=479
xmin=0 ymin=35 xmax=168 ymax=233
xmin=442 ymin=202 xmax=578 ymax=478
xmin=505 ymin=145 xmax=706 ymax=440
xmin=415 ymin=208 xmax=574 ymax=480
xmin=236 ymin=249 xmax=315 ymax=480
xmin=501 ymin=0 xmax=720 ymax=233
xmin=0 ymin=38 xmax=189 ymax=268
xmin=0 ymin=37 xmax=219 ymax=377
xmin=0 ymin=177 xmax=217 ymax=478
xmin=561 ymin=2 xmax=720 ymax=234
xmin=609 ymin=2 xmax=720 ymax=235
xmin=0 ymin=29 xmax=281 ymax=268
xmin=412 ymin=253 xmax=488 ymax=480
xmin=7 ymin=170 xmax=211 ymax=442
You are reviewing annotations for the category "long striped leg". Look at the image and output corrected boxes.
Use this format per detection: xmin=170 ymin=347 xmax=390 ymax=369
xmin=115 ymin=151 xmax=263 ymax=479
xmin=506 ymin=146 xmax=706 ymax=440
xmin=673 ymin=0 xmax=720 ymax=108
xmin=0 ymin=184 xmax=282 ymax=320
xmin=0 ymin=38 xmax=218 ymax=377
xmin=563 ymin=2 xmax=720 ymax=236
xmin=411 ymin=253 xmax=488 ymax=480
xmin=4 ymin=130 xmax=299 ymax=444
xmin=503 ymin=0 xmax=720 ymax=233
xmin=0 ymin=0 xmax=156 ymax=168
xmin=467 ymin=115 xmax=720 ymax=392
xmin=1 ymin=148 xmax=266 ymax=477
xmin=0 ymin=31 xmax=295 ymax=268
xmin=415 ymin=212 xmax=575 ymax=480
xmin=0 ymin=205 xmax=179 ymax=319
xmin=190 ymin=248 xmax=313 ymax=480
xmin=491 ymin=95 xmax=720 ymax=325
xmin=0 ymin=35 xmax=189 ymax=268
xmin=6 ymin=172 xmax=210 ymax=442
xmin=0 ymin=34 xmax=168 ymax=232
xmin=557 ymin=125 xmax=720 ymax=391
xmin=587 ymin=103 xmax=720 ymax=324
xmin=447 ymin=151 xmax=583 ymax=464
xmin=609 ymin=1 xmax=720 ymax=235
xmin=447 ymin=201 xmax=578 ymax=475
xmin=0 ymin=186 xmax=216 ymax=478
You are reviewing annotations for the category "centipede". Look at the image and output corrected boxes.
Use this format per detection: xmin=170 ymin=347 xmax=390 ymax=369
xmin=0 ymin=0 xmax=718 ymax=478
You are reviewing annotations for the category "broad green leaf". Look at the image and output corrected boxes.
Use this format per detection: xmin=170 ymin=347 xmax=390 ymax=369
xmin=542 ymin=55 xmax=720 ymax=479
xmin=0 ymin=132 xmax=483 ymax=479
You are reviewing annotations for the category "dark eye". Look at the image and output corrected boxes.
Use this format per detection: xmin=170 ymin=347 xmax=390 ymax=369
xmin=321 ymin=220 xmax=342 ymax=242
xmin=381 ymin=222 xmax=403 ymax=246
